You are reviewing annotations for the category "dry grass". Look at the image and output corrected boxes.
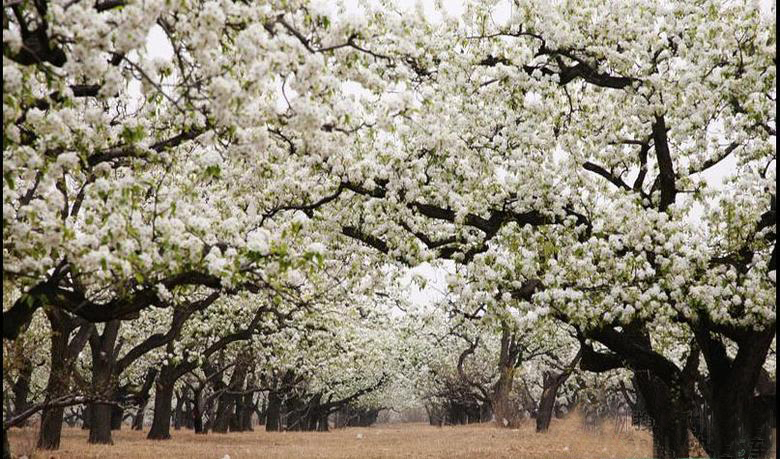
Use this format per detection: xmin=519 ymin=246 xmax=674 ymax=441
xmin=9 ymin=414 xmax=656 ymax=459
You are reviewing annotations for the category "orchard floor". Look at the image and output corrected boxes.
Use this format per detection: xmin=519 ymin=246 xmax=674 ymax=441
xmin=9 ymin=416 xmax=671 ymax=459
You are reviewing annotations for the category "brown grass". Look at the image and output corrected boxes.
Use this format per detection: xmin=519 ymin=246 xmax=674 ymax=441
xmin=8 ymin=414 xmax=656 ymax=459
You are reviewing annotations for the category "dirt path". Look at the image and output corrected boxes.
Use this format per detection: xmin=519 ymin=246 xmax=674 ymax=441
xmin=9 ymin=417 xmax=655 ymax=459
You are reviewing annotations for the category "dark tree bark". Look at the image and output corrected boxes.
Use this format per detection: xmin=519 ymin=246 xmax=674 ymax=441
xmin=305 ymin=394 xmax=323 ymax=431
xmin=536 ymin=348 xmax=582 ymax=433
xmin=110 ymin=404 xmax=124 ymax=430
xmin=192 ymin=386 xmax=206 ymax=434
xmin=9 ymin=357 xmax=34 ymax=425
xmin=81 ymin=405 xmax=91 ymax=429
xmin=131 ymin=405 xmax=146 ymax=431
xmin=2 ymin=428 xmax=10 ymax=459
xmin=131 ymin=368 xmax=158 ymax=431
xmin=491 ymin=324 xmax=520 ymax=427
xmin=147 ymin=368 xmax=176 ymax=440
xmin=692 ymin=325 xmax=776 ymax=459
xmin=37 ymin=310 xmax=92 ymax=450
xmin=88 ymin=402 xmax=114 ymax=445
xmin=317 ymin=410 xmax=329 ymax=432
xmin=182 ymin=397 xmax=194 ymax=429
xmin=577 ymin=329 xmax=696 ymax=459
xmin=211 ymin=392 xmax=232 ymax=433
xmin=633 ymin=372 xmax=691 ymax=459
xmin=239 ymin=389 xmax=255 ymax=431
xmin=265 ymin=391 xmax=282 ymax=432
xmin=285 ymin=395 xmax=304 ymax=431
xmin=87 ymin=320 xmax=121 ymax=444
xmin=173 ymin=393 xmax=184 ymax=430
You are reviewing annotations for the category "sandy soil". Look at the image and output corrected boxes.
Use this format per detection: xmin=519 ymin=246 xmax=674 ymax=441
xmin=7 ymin=415 xmax=663 ymax=459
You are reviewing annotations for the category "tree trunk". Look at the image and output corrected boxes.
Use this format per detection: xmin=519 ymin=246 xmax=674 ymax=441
xmin=87 ymin=320 xmax=120 ymax=445
xmin=37 ymin=309 xmax=88 ymax=450
xmin=535 ymin=375 xmax=558 ymax=433
xmin=212 ymin=394 xmax=233 ymax=433
xmin=239 ymin=392 xmax=254 ymax=431
xmin=285 ymin=396 xmax=304 ymax=431
xmin=132 ymin=402 xmax=147 ymax=430
xmin=111 ymin=404 xmax=124 ymax=430
xmin=692 ymin=323 xmax=775 ymax=459
xmin=705 ymin=382 xmax=773 ymax=459
xmin=192 ymin=386 xmax=206 ymax=434
xmin=256 ymin=395 xmax=267 ymax=426
xmin=173 ymin=393 xmax=184 ymax=430
xmin=317 ymin=411 xmax=329 ymax=432
xmin=3 ymin=428 xmax=11 ymax=459
xmin=148 ymin=370 xmax=176 ymax=440
xmin=265 ymin=391 xmax=282 ymax=432
xmin=182 ymin=398 xmax=193 ymax=429
xmin=88 ymin=403 xmax=114 ymax=445
xmin=491 ymin=323 xmax=520 ymax=427
xmin=37 ymin=405 xmax=66 ymax=450
xmin=131 ymin=368 xmax=158 ymax=431
xmin=81 ymin=405 xmax=91 ymax=429
xmin=492 ymin=364 xmax=515 ymax=426
xmin=633 ymin=371 xmax=690 ymax=459
xmin=10 ymin=357 xmax=33 ymax=425
xmin=536 ymin=349 xmax=581 ymax=432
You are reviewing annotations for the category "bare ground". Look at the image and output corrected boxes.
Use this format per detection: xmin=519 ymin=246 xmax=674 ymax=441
xmin=8 ymin=415 xmax=661 ymax=459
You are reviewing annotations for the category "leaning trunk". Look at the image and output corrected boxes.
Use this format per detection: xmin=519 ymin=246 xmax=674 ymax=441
xmin=536 ymin=350 xmax=581 ymax=433
xmin=132 ymin=368 xmax=158 ymax=431
xmin=192 ymin=386 xmax=206 ymax=434
xmin=535 ymin=377 xmax=558 ymax=432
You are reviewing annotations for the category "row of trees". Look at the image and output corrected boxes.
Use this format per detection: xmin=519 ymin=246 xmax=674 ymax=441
xmin=3 ymin=1 xmax=776 ymax=459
